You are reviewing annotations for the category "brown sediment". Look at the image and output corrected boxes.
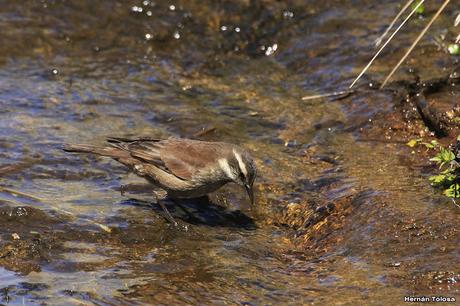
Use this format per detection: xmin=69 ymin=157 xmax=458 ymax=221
xmin=0 ymin=206 xmax=62 ymax=274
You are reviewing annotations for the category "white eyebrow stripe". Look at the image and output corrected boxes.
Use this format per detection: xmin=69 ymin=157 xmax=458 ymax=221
xmin=218 ymin=158 xmax=235 ymax=179
xmin=233 ymin=149 xmax=247 ymax=177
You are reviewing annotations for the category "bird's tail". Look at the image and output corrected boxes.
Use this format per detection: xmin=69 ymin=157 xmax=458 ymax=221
xmin=63 ymin=143 xmax=138 ymax=168
xmin=63 ymin=144 xmax=114 ymax=156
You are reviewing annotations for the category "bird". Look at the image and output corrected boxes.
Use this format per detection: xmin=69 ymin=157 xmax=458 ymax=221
xmin=63 ymin=137 xmax=256 ymax=225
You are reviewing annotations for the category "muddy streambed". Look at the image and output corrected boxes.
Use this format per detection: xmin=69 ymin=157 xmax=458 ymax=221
xmin=0 ymin=0 xmax=459 ymax=305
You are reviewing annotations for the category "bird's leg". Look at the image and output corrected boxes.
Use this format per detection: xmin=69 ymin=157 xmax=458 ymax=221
xmin=153 ymin=191 xmax=178 ymax=226
xmin=158 ymin=201 xmax=178 ymax=226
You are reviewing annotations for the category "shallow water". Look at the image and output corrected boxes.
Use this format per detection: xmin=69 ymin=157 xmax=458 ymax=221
xmin=0 ymin=0 xmax=459 ymax=305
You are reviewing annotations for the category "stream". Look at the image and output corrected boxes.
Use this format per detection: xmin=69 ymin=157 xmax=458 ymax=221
xmin=0 ymin=1 xmax=459 ymax=305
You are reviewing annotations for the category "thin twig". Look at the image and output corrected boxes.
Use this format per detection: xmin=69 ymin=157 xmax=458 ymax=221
xmin=0 ymin=160 xmax=38 ymax=176
xmin=0 ymin=187 xmax=111 ymax=233
xmin=0 ymin=187 xmax=43 ymax=202
xmin=301 ymin=90 xmax=353 ymax=101
xmin=56 ymin=208 xmax=112 ymax=233
xmin=381 ymin=0 xmax=451 ymax=88
xmin=60 ymin=209 xmax=113 ymax=233
xmin=356 ymin=137 xmax=407 ymax=144
xmin=350 ymin=0 xmax=425 ymax=89
xmin=375 ymin=0 xmax=415 ymax=47
xmin=193 ymin=126 xmax=216 ymax=138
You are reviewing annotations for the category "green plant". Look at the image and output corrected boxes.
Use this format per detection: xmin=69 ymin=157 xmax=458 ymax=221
xmin=411 ymin=0 xmax=425 ymax=15
xmin=407 ymin=137 xmax=460 ymax=198
xmin=406 ymin=138 xmax=438 ymax=149
xmin=428 ymin=145 xmax=459 ymax=198
xmin=448 ymin=44 xmax=460 ymax=55
xmin=429 ymin=147 xmax=455 ymax=168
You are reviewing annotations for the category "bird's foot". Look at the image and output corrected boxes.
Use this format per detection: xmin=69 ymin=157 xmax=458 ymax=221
xmin=157 ymin=204 xmax=190 ymax=231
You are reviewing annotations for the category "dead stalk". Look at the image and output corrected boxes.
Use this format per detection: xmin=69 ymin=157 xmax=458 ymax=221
xmin=350 ymin=0 xmax=425 ymax=88
xmin=380 ymin=0 xmax=451 ymax=88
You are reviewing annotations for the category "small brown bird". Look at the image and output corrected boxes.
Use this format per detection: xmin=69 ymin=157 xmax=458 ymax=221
xmin=63 ymin=137 xmax=256 ymax=225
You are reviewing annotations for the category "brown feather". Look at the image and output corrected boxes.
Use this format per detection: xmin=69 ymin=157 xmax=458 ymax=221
xmin=63 ymin=144 xmax=140 ymax=168
xmin=160 ymin=139 xmax=224 ymax=180
xmin=105 ymin=137 xmax=232 ymax=181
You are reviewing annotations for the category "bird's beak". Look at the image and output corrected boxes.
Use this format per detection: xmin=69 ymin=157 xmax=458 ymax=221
xmin=245 ymin=184 xmax=254 ymax=205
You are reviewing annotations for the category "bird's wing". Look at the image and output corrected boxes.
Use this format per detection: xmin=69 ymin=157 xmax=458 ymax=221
xmin=159 ymin=139 xmax=224 ymax=180
xmin=107 ymin=137 xmax=167 ymax=169
xmin=107 ymin=137 xmax=224 ymax=180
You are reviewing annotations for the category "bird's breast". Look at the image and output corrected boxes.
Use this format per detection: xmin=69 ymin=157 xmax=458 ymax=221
xmin=165 ymin=179 xmax=230 ymax=199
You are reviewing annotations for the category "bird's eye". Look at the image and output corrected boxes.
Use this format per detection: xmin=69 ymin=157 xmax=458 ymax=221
xmin=239 ymin=173 xmax=245 ymax=182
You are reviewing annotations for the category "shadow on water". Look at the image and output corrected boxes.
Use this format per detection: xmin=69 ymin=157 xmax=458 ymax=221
xmin=119 ymin=197 xmax=256 ymax=229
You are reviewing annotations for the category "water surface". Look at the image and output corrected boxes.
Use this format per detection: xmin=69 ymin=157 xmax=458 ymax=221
xmin=0 ymin=0 xmax=459 ymax=304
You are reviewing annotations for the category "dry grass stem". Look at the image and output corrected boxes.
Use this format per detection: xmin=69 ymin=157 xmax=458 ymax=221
xmin=375 ymin=0 xmax=415 ymax=47
xmin=380 ymin=0 xmax=451 ymax=88
xmin=350 ymin=0 xmax=425 ymax=88
xmin=301 ymin=90 xmax=352 ymax=101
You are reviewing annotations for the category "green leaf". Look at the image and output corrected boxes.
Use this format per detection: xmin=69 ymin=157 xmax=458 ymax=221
xmin=429 ymin=174 xmax=447 ymax=185
xmin=431 ymin=147 xmax=455 ymax=168
xmin=441 ymin=169 xmax=454 ymax=175
xmin=427 ymin=140 xmax=460 ymax=199
xmin=441 ymin=148 xmax=455 ymax=162
xmin=406 ymin=139 xmax=420 ymax=148
xmin=444 ymin=184 xmax=460 ymax=198
xmin=448 ymin=44 xmax=460 ymax=56
xmin=411 ymin=0 xmax=425 ymax=14
xmin=429 ymin=170 xmax=455 ymax=186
